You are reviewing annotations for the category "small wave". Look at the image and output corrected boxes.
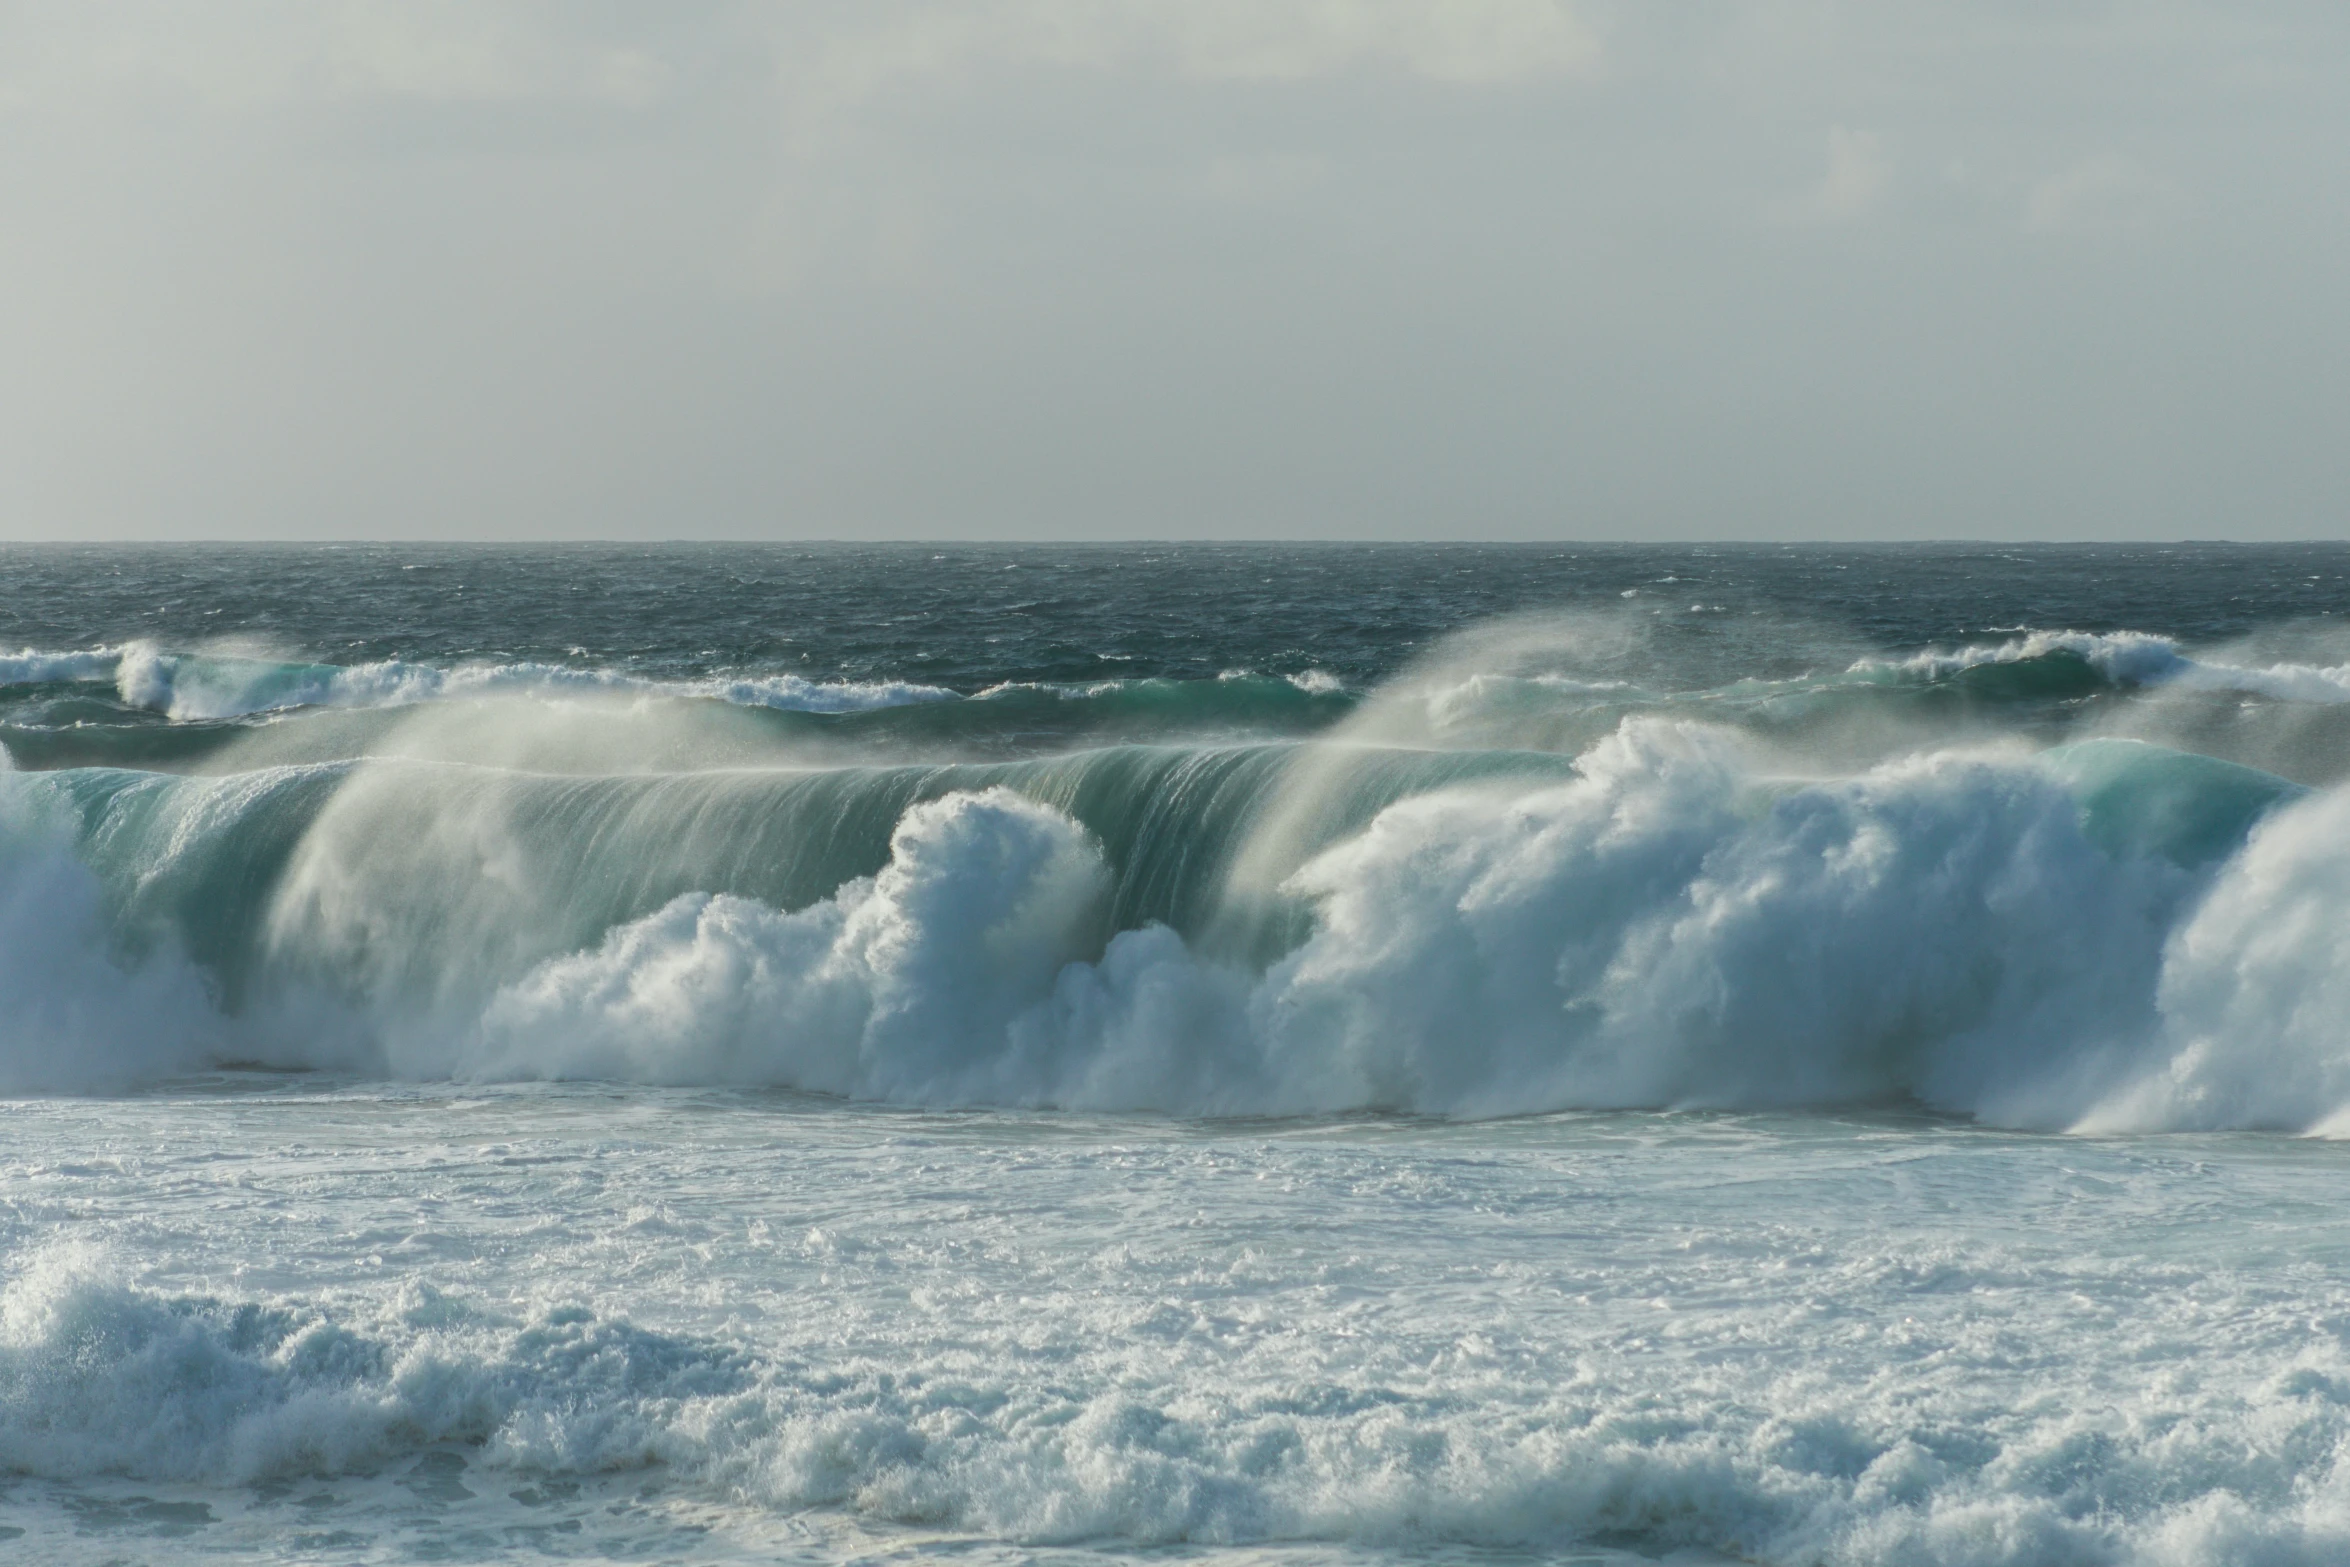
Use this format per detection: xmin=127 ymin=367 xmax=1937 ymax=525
xmin=0 ymin=646 xmax=125 ymax=686
xmin=1857 ymin=629 xmax=2350 ymax=703
xmin=119 ymin=646 xmax=958 ymax=721
xmin=968 ymin=671 xmax=1344 ymax=702
xmin=0 ymin=642 xmax=955 ymax=720
xmin=0 ymin=646 xmax=1359 ymax=726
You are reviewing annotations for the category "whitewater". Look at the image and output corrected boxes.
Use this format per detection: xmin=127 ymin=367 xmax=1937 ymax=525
xmin=10 ymin=541 xmax=2350 ymax=1565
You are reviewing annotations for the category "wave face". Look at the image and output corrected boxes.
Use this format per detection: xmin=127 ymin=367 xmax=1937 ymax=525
xmin=8 ymin=542 xmax=2350 ymax=1129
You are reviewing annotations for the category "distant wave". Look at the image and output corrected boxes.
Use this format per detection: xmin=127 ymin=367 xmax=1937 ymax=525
xmin=0 ymin=643 xmax=1360 ymax=728
xmin=0 ymin=642 xmax=955 ymax=719
xmin=0 ymin=646 xmax=123 ymax=688
xmin=10 ymin=627 xmax=2350 ymax=731
xmin=1853 ymin=627 xmax=2350 ymax=703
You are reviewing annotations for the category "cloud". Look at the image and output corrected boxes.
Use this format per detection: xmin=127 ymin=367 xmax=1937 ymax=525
xmin=1132 ymin=0 xmax=1604 ymax=84
xmin=0 ymin=1 xmax=2344 ymax=542
xmin=0 ymin=1 xmax=1599 ymax=121
xmin=0 ymin=0 xmax=670 ymax=110
xmin=2026 ymin=153 xmax=2181 ymax=234
xmin=1809 ymin=125 xmax=1893 ymax=219
xmin=772 ymin=0 xmax=1601 ymax=120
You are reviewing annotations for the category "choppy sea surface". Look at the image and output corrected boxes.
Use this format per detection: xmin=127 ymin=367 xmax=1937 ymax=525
xmin=11 ymin=542 xmax=2350 ymax=1565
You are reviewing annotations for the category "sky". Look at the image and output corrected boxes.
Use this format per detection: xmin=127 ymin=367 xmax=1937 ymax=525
xmin=1 ymin=1 xmax=2345 ymax=543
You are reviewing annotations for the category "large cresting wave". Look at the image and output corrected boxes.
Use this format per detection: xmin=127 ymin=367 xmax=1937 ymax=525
xmin=9 ymin=618 xmax=2350 ymax=1129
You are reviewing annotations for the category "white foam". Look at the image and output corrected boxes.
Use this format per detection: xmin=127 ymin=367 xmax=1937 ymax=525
xmin=0 ymin=1246 xmax=734 ymax=1486
xmin=13 ymin=1129 xmax=2350 ymax=1565
xmin=467 ymin=788 xmax=1118 ymax=1093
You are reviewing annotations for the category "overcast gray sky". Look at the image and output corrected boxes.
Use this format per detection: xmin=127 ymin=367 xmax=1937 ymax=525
xmin=2 ymin=1 xmax=2345 ymax=542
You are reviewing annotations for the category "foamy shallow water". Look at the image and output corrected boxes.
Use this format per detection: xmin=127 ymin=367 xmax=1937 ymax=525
xmin=7 ymin=1082 xmax=2350 ymax=1565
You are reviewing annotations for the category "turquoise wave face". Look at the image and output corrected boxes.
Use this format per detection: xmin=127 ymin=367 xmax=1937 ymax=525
xmin=2042 ymin=739 xmax=2308 ymax=868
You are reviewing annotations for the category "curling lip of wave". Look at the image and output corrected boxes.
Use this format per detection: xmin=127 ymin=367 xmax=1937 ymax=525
xmin=1855 ymin=628 xmax=2350 ymax=702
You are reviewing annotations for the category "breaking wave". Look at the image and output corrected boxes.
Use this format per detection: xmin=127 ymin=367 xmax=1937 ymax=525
xmin=5 ymin=670 xmax=2350 ymax=1131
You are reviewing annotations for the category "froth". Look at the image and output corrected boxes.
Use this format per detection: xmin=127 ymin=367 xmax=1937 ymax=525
xmin=470 ymin=787 xmax=1116 ymax=1093
xmin=13 ymin=1223 xmax=2350 ymax=1564
xmin=0 ymin=1248 xmax=738 ymax=1486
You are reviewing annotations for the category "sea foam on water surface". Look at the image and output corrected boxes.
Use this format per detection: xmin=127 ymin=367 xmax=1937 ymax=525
xmin=9 ymin=1097 xmax=2350 ymax=1567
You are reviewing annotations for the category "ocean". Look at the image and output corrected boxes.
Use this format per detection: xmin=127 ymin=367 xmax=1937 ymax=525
xmin=7 ymin=541 xmax=2350 ymax=1565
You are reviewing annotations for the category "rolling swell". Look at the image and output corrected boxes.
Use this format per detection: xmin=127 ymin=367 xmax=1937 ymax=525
xmin=7 ymin=619 xmax=2350 ymax=1127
